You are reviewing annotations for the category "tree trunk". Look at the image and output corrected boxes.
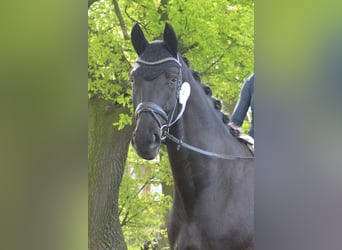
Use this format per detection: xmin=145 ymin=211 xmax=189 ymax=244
xmin=88 ymin=97 xmax=132 ymax=250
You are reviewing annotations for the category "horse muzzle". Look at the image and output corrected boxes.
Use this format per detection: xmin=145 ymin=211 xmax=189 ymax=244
xmin=132 ymin=110 xmax=165 ymax=160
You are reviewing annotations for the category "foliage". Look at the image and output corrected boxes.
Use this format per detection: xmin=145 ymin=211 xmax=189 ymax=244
xmin=88 ymin=0 xmax=134 ymax=127
xmin=119 ymin=146 xmax=173 ymax=249
xmin=88 ymin=0 xmax=253 ymax=248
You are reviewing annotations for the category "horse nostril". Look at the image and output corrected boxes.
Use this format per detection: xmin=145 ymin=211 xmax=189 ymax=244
xmin=153 ymin=131 xmax=160 ymax=143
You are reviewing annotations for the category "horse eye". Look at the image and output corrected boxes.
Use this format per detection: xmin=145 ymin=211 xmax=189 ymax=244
xmin=169 ymin=77 xmax=178 ymax=86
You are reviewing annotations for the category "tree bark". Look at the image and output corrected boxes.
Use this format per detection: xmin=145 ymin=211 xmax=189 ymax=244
xmin=88 ymin=97 xmax=132 ymax=250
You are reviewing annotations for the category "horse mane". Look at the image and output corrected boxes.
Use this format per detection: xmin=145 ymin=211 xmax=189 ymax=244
xmin=181 ymin=56 xmax=239 ymax=137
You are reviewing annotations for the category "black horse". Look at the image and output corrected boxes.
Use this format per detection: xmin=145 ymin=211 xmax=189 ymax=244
xmin=130 ymin=23 xmax=254 ymax=250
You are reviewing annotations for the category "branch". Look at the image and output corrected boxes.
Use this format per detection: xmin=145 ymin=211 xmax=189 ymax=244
xmin=202 ymin=54 xmax=225 ymax=74
xmin=136 ymin=180 xmax=149 ymax=196
xmin=125 ymin=6 xmax=139 ymax=24
xmin=122 ymin=206 xmax=148 ymax=226
xmin=120 ymin=211 xmax=130 ymax=227
xmin=179 ymin=42 xmax=199 ymax=54
xmin=112 ymin=0 xmax=129 ymax=40
xmin=88 ymin=0 xmax=99 ymax=8
xmin=118 ymin=176 xmax=153 ymax=215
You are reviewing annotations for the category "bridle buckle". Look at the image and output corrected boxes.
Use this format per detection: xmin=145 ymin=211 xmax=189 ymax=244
xmin=160 ymin=124 xmax=169 ymax=140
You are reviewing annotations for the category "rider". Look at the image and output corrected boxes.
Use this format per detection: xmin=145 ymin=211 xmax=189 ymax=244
xmin=229 ymin=73 xmax=254 ymax=139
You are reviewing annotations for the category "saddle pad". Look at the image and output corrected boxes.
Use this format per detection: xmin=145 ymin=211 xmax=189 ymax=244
xmin=237 ymin=134 xmax=254 ymax=154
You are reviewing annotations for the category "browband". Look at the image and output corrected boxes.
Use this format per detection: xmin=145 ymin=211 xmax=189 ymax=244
xmin=136 ymin=56 xmax=181 ymax=67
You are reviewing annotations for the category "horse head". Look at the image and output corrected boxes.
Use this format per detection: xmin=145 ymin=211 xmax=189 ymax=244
xmin=130 ymin=23 xmax=186 ymax=160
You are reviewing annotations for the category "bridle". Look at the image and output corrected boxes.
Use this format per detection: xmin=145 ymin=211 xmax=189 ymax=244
xmin=133 ymin=55 xmax=254 ymax=160
xmin=134 ymin=55 xmax=184 ymax=139
xmin=135 ymin=101 xmax=171 ymax=139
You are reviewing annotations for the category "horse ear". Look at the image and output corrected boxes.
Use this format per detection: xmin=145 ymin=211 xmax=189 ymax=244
xmin=163 ymin=23 xmax=178 ymax=58
xmin=131 ymin=23 xmax=149 ymax=56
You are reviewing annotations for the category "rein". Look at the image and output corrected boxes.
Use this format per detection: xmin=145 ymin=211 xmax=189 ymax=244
xmin=134 ymin=56 xmax=254 ymax=161
xmin=166 ymin=133 xmax=254 ymax=160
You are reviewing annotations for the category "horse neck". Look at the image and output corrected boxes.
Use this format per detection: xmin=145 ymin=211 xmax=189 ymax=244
xmin=169 ymin=68 xmax=237 ymax=154
xmin=166 ymin=67 xmax=246 ymax=211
